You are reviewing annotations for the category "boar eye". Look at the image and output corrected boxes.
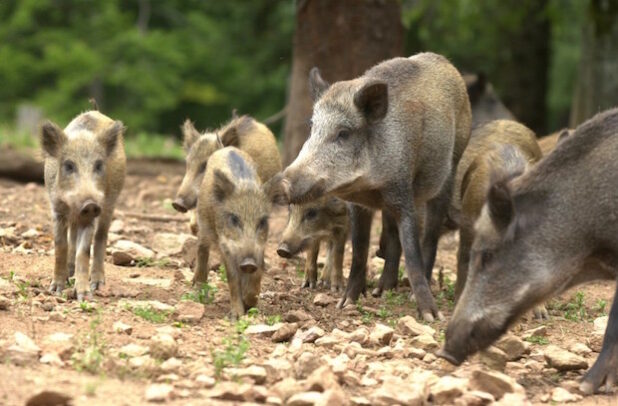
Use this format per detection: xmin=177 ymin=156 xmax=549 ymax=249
xmin=227 ymin=213 xmax=242 ymax=229
xmin=94 ymin=160 xmax=104 ymax=173
xmin=336 ymin=129 xmax=350 ymax=143
xmin=198 ymin=162 xmax=207 ymax=174
xmin=63 ymin=160 xmax=76 ymax=174
xmin=303 ymin=208 xmax=318 ymax=221
xmin=257 ymin=216 xmax=268 ymax=231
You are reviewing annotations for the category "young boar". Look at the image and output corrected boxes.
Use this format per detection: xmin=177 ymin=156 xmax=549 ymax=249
xmin=41 ymin=111 xmax=126 ymax=301
xmin=439 ymin=108 xmax=618 ymax=394
xmin=277 ymin=197 xmax=348 ymax=292
xmin=452 ymin=120 xmax=542 ymax=302
xmin=281 ymin=52 xmax=472 ymax=321
xmin=173 ymin=114 xmax=281 ymax=214
xmin=195 ymin=147 xmax=272 ymax=319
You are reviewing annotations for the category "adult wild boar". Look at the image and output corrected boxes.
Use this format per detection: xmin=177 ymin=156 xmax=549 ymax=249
xmin=282 ymin=52 xmax=472 ymax=321
xmin=439 ymin=108 xmax=618 ymax=394
xmin=41 ymin=111 xmax=126 ymax=301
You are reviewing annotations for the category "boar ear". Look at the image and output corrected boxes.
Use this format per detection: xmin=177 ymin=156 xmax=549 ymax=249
xmin=40 ymin=120 xmax=67 ymax=158
xmin=487 ymin=178 xmax=514 ymax=231
xmin=182 ymin=120 xmax=200 ymax=152
xmin=354 ymin=81 xmax=388 ymax=123
xmin=308 ymin=67 xmax=330 ymax=101
xmin=213 ymin=169 xmax=235 ymax=202
xmin=219 ymin=126 xmax=239 ymax=147
xmin=324 ymin=198 xmax=347 ymax=217
xmin=557 ymin=128 xmax=572 ymax=144
xmin=99 ymin=120 xmax=124 ymax=156
xmin=262 ymin=173 xmax=289 ymax=206
xmin=465 ymin=72 xmax=486 ymax=104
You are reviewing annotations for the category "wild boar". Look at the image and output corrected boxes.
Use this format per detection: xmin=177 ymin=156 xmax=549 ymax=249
xmin=277 ymin=197 xmax=348 ymax=291
xmin=281 ymin=52 xmax=472 ymax=321
xmin=195 ymin=147 xmax=273 ymax=319
xmin=439 ymin=108 xmax=618 ymax=394
xmin=41 ymin=111 xmax=126 ymax=301
xmin=463 ymin=72 xmax=514 ymax=128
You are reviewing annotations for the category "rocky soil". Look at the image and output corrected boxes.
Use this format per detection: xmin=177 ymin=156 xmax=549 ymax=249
xmin=0 ymin=160 xmax=615 ymax=405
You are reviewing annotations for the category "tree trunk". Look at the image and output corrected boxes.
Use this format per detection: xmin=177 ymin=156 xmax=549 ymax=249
xmin=282 ymin=0 xmax=404 ymax=165
xmin=498 ymin=0 xmax=550 ymax=135
xmin=570 ymin=0 xmax=618 ymax=127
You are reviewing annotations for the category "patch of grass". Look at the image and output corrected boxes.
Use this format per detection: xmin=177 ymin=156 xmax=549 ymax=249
xmin=234 ymin=317 xmax=251 ymax=334
xmin=135 ymin=257 xmax=170 ymax=268
xmin=84 ymin=381 xmax=98 ymax=397
xmin=80 ymin=301 xmax=95 ymax=313
xmin=8 ymin=271 xmax=15 ymax=281
xmin=562 ymin=291 xmax=587 ymax=321
xmin=16 ymin=281 xmax=29 ymax=299
xmin=218 ymin=265 xmax=228 ymax=283
xmin=67 ymin=277 xmax=75 ymax=288
xmin=376 ymin=306 xmax=391 ymax=319
xmin=595 ymin=299 xmax=607 ymax=316
xmin=181 ymin=282 xmax=217 ymax=304
xmin=212 ymin=335 xmax=250 ymax=379
xmin=398 ymin=266 xmax=405 ymax=280
xmin=130 ymin=305 xmax=171 ymax=323
xmin=357 ymin=304 xmax=374 ymax=325
xmin=525 ymin=336 xmax=549 ymax=345
xmin=384 ymin=290 xmax=406 ymax=307
xmin=266 ymin=314 xmax=282 ymax=326
xmin=436 ymin=275 xmax=456 ymax=310
xmin=123 ymin=132 xmax=184 ymax=160
xmin=72 ymin=314 xmax=105 ymax=374
xmin=247 ymin=307 xmax=259 ymax=318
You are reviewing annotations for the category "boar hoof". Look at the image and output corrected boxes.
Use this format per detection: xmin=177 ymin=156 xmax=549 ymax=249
xmin=422 ymin=311 xmax=435 ymax=323
xmin=49 ymin=281 xmax=66 ymax=295
xmin=76 ymin=290 xmax=93 ymax=302
xmin=533 ymin=305 xmax=550 ymax=320
xmin=580 ymin=347 xmax=617 ymax=394
xmin=302 ymin=279 xmax=316 ymax=289
xmin=90 ymin=281 xmax=104 ymax=292
xmin=336 ymin=297 xmax=354 ymax=309
xmin=371 ymin=287 xmax=384 ymax=297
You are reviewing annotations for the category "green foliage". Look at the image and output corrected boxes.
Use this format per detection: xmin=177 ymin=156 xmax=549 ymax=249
xmin=218 ymin=265 xmax=228 ymax=283
xmin=182 ymin=282 xmax=217 ymax=304
xmin=384 ymin=290 xmax=406 ymax=307
xmin=266 ymin=314 xmax=282 ymax=326
xmin=212 ymin=335 xmax=249 ymax=378
xmin=72 ymin=314 xmax=105 ymax=374
xmin=436 ymin=275 xmax=456 ymax=310
xmin=525 ymin=335 xmax=549 ymax=345
xmin=357 ymin=304 xmax=374 ymax=325
xmin=562 ymin=291 xmax=587 ymax=321
xmin=130 ymin=305 xmax=171 ymax=323
xmin=0 ymin=1 xmax=294 ymax=137
xmin=234 ymin=317 xmax=251 ymax=334
xmin=246 ymin=307 xmax=259 ymax=318
xmin=80 ymin=301 xmax=95 ymax=313
xmin=595 ymin=299 xmax=607 ymax=315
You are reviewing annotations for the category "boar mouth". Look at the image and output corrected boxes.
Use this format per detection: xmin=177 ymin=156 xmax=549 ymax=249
xmin=436 ymin=348 xmax=464 ymax=366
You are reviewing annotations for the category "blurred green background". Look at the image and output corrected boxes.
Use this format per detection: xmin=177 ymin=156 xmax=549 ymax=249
xmin=0 ymin=0 xmax=595 ymax=157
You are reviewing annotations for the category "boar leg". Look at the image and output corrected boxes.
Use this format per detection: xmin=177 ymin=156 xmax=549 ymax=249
xmin=454 ymin=225 xmax=472 ymax=302
xmin=67 ymin=223 xmax=78 ymax=278
xmin=397 ymin=203 xmax=443 ymax=322
xmin=372 ymin=213 xmax=401 ymax=297
xmin=337 ymin=206 xmax=373 ymax=308
xmin=421 ymin=179 xmax=453 ymax=282
xmin=580 ymin=281 xmax=617 ymax=394
xmin=90 ymin=207 xmax=112 ymax=291
xmin=74 ymin=225 xmax=95 ymax=302
xmin=225 ymin=260 xmax=245 ymax=320
xmin=303 ymin=240 xmax=319 ymax=289
xmin=194 ymin=236 xmax=210 ymax=285
xmin=319 ymin=238 xmax=332 ymax=290
xmin=375 ymin=219 xmax=387 ymax=259
xmin=241 ymin=270 xmax=263 ymax=312
xmin=49 ymin=214 xmax=69 ymax=294
xmin=329 ymin=229 xmax=346 ymax=292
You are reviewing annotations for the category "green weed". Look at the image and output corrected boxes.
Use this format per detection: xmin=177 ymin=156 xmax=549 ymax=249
xmin=266 ymin=314 xmax=282 ymax=326
xmin=218 ymin=265 xmax=228 ymax=282
xmin=181 ymin=282 xmax=217 ymax=304
xmin=562 ymin=291 xmax=587 ymax=321
xmin=72 ymin=314 xmax=105 ymax=374
xmin=130 ymin=305 xmax=171 ymax=323
xmin=212 ymin=335 xmax=250 ymax=378
xmin=524 ymin=335 xmax=549 ymax=345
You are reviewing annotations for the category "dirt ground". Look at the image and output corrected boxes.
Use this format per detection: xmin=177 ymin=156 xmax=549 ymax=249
xmin=0 ymin=159 xmax=615 ymax=406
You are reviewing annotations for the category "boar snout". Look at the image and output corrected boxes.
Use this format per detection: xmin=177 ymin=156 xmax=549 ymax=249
xmin=239 ymin=258 xmax=258 ymax=273
xmin=276 ymin=243 xmax=292 ymax=258
xmin=80 ymin=200 xmax=101 ymax=220
xmin=172 ymin=197 xmax=189 ymax=213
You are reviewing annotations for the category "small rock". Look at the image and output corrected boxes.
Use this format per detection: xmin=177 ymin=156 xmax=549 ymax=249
xmin=423 ymin=353 xmax=437 ymax=363
xmin=569 ymin=343 xmax=591 ymax=356
xmin=370 ymin=323 xmax=394 ymax=346
xmin=156 ymin=373 xmax=179 ymax=383
xmin=299 ymin=326 xmax=325 ymax=343
xmin=430 ymin=376 xmax=468 ymax=405
xmin=160 ymin=357 xmax=182 ymax=373
xmin=469 ymin=369 xmax=516 ymax=401
xmin=149 ymin=334 xmax=177 ymax=359
xmin=480 ymin=346 xmax=508 ymax=371
xmin=316 ymin=387 xmax=347 ymax=406
xmin=272 ymin=322 xmax=299 ymax=343
xmin=593 ymin=315 xmax=608 ymax=332
xmin=411 ymin=334 xmax=439 ymax=351
xmin=262 ymin=358 xmax=293 ymax=382
xmin=272 ymin=377 xmax=304 ymax=402
xmin=370 ymin=377 xmax=426 ymax=406
xmin=21 ymin=228 xmax=39 ymax=239
xmin=306 ymin=365 xmax=340 ymax=392
xmin=195 ymin=374 xmax=216 ymax=389
xmin=244 ymin=323 xmax=281 ymax=337
xmin=175 ymin=301 xmax=205 ymax=323
xmin=296 ymin=351 xmax=322 ymax=378
xmin=285 ymin=309 xmax=313 ymax=323
xmin=145 ymin=383 xmax=174 ymax=402
xmin=522 ymin=325 xmax=547 ymax=339
xmin=328 ymin=353 xmax=350 ymax=377
xmin=228 ymin=365 xmax=267 ymax=385
xmin=206 ymin=381 xmax=267 ymax=402
xmin=119 ymin=343 xmax=149 ymax=357
xmin=454 ymin=390 xmax=495 ymax=406
xmin=551 ymin=387 xmax=582 ymax=403
xmin=109 ymin=219 xmax=124 ymax=233
xmin=129 ymin=355 xmax=158 ymax=374
xmin=113 ymin=321 xmax=133 ymax=335
xmin=347 ymin=327 xmax=370 ymax=345
xmin=39 ymin=352 xmax=64 ymax=367
xmin=0 ymin=295 xmax=10 ymax=310
xmin=314 ymin=335 xmax=340 ymax=348
xmin=287 ymin=391 xmax=323 ymax=406
xmin=111 ymin=240 xmax=155 ymax=266
xmin=495 ymin=335 xmax=527 ymax=361
xmin=152 ymin=232 xmax=193 ymax=256
xmin=397 ymin=315 xmax=436 ymax=337
xmin=408 ymin=347 xmax=427 ymax=359
xmin=313 ymin=293 xmax=334 ymax=307
xmin=42 ymin=332 xmax=74 ymax=360
xmin=6 ymin=332 xmax=41 ymax=365
xmin=543 ymin=345 xmax=587 ymax=371
xmin=155 ymin=325 xmax=181 ymax=339
xmin=350 ymin=396 xmax=372 ymax=406
xmin=25 ymin=391 xmax=72 ymax=406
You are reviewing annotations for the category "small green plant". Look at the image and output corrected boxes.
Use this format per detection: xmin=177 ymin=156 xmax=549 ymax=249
xmin=181 ymin=282 xmax=217 ymax=304
xmin=212 ymin=335 xmax=250 ymax=378
xmin=235 ymin=317 xmax=251 ymax=334
xmin=384 ymin=290 xmax=405 ymax=306
xmin=80 ymin=301 xmax=95 ymax=313
xmin=563 ymin=291 xmax=587 ymax=321
xmin=266 ymin=314 xmax=282 ymax=326
xmin=377 ymin=306 xmax=391 ymax=319
xmin=130 ymin=305 xmax=171 ymax=323
xmin=437 ymin=275 xmax=456 ymax=310
xmin=218 ymin=264 xmax=228 ymax=282
xmin=8 ymin=271 xmax=15 ymax=281
xmin=398 ymin=266 xmax=405 ymax=280
xmin=247 ymin=307 xmax=259 ymax=318
xmin=72 ymin=314 xmax=105 ymax=374
xmin=16 ymin=281 xmax=29 ymax=298
xmin=67 ymin=277 xmax=75 ymax=288
xmin=135 ymin=257 xmax=170 ymax=268
xmin=595 ymin=299 xmax=607 ymax=315
xmin=357 ymin=304 xmax=373 ymax=325
xmin=525 ymin=335 xmax=549 ymax=345
xmin=84 ymin=381 xmax=98 ymax=396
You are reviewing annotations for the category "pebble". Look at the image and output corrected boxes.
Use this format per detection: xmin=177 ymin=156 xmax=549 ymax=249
xmin=313 ymin=293 xmax=334 ymax=307
xmin=543 ymin=345 xmax=588 ymax=371
xmin=299 ymin=326 xmax=325 ymax=343
xmin=430 ymin=375 xmax=468 ymax=405
xmin=287 ymin=391 xmax=323 ymax=406
xmin=370 ymin=323 xmax=394 ymax=346
xmin=469 ymin=369 xmax=517 ymax=401
xmin=479 ymin=346 xmax=507 ymax=371
xmin=144 ymin=383 xmax=174 ymax=403
xmin=410 ymin=334 xmax=439 ymax=351
xmin=397 ymin=315 xmax=436 ymax=337
xmin=113 ymin=321 xmax=133 ymax=335
xmin=551 ymin=387 xmax=582 ymax=403
xmin=174 ymin=301 xmax=205 ymax=323
xmin=495 ymin=334 xmax=527 ymax=361
xmin=149 ymin=333 xmax=178 ymax=359
xmin=272 ymin=322 xmax=299 ymax=343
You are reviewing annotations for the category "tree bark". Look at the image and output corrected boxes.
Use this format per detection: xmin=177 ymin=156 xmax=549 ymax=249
xmin=570 ymin=0 xmax=618 ymax=127
xmin=282 ymin=0 xmax=404 ymax=165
